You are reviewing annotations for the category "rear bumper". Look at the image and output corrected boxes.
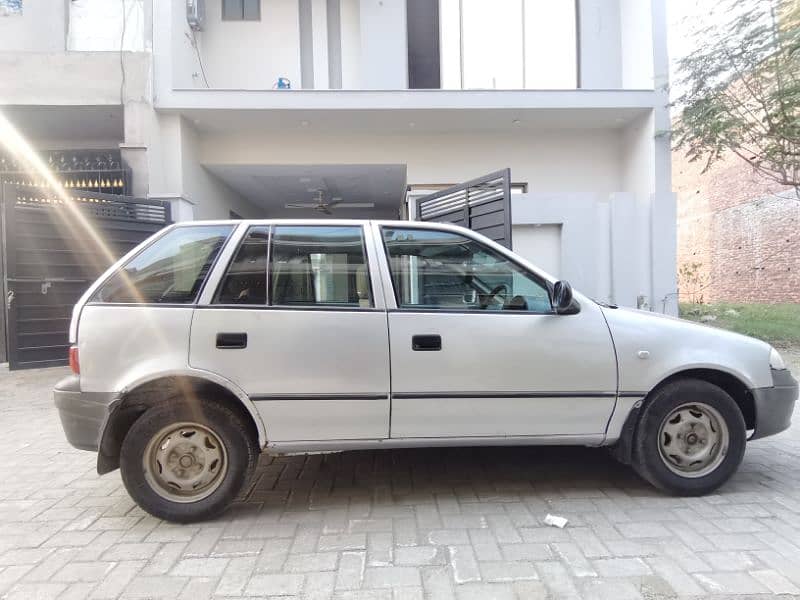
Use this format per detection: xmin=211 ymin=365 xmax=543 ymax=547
xmin=53 ymin=375 xmax=116 ymax=452
xmin=750 ymin=369 xmax=798 ymax=440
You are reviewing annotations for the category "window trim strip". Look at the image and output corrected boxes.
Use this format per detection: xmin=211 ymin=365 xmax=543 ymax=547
xmin=211 ymin=224 xmax=271 ymax=306
xmin=392 ymin=391 xmax=619 ymax=399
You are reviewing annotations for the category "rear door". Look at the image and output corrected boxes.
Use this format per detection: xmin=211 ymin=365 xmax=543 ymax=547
xmin=189 ymin=223 xmax=391 ymax=443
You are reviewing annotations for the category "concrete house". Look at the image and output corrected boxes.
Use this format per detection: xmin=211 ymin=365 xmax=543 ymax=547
xmin=0 ymin=0 xmax=675 ymax=365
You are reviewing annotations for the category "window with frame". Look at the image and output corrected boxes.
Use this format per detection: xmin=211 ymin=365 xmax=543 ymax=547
xmin=439 ymin=0 xmax=577 ymax=90
xmin=382 ymin=227 xmax=551 ymax=312
xmin=93 ymin=225 xmax=233 ymax=304
xmin=270 ymin=226 xmax=372 ymax=308
xmin=222 ymin=0 xmax=260 ymax=20
xmin=215 ymin=226 xmax=268 ymax=305
xmin=0 ymin=0 xmax=22 ymax=16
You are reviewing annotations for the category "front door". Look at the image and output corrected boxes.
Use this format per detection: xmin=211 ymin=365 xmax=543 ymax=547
xmin=378 ymin=224 xmax=617 ymax=440
xmin=189 ymin=224 xmax=390 ymax=442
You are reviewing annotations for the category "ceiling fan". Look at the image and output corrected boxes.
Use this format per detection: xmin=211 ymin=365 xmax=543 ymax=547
xmin=285 ymin=189 xmax=375 ymax=215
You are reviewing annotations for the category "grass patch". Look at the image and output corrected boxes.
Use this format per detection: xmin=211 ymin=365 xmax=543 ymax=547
xmin=679 ymin=303 xmax=800 ymax=345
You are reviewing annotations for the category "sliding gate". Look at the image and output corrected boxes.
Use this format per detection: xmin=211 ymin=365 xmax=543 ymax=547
xmin=1 ymin=185 xmax=171 ymax=369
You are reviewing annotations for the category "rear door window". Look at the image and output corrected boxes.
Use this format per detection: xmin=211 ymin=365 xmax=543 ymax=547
xmin=270 ymin=226 xmax=372 ymax=308
xmin=93 ymin=225 xmax=233 ymax=304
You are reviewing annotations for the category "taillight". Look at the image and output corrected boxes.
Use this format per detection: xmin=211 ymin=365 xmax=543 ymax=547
xmin=69 ymin=346 xmax=80 ymax=374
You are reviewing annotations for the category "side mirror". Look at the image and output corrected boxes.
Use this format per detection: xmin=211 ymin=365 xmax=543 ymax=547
xmin=552 ymin=280 xmax=574 ymax=314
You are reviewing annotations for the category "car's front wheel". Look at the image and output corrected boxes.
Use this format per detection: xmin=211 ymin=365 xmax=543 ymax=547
xmin=120 ymin=399 xmax=258 ymax=522
xmin=632 ymin=379 xmax=746 ymax=495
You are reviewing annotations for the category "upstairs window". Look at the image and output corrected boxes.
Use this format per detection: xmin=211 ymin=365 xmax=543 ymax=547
xmin=0 ymin=0 xmax=22 ymax=16
xmin=439 ymin=0 xmax=577 ymax=90
xmin=222 ymin=0 xmax=260 ymax=21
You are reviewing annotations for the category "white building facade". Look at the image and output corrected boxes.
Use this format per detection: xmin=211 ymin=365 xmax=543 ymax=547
xmin=0 ymin=0 xmax=676 ymax=314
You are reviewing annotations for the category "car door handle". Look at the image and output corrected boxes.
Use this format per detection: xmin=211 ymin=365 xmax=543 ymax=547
xmin=412 ymin=334 xmax=441 ymax=351
xmin=216 ymin=332 xmax=247 ymax=349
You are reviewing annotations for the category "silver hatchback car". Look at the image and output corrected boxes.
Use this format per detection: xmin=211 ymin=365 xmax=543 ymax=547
xmin=55 ymin=220 xmax=797 ymax=522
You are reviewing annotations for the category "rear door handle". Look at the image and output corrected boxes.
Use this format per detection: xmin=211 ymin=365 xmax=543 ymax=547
xmin=216 ymin=332 xmax=247 ymax=349
xmin=412 ymin=334 xmax=441 ymax=351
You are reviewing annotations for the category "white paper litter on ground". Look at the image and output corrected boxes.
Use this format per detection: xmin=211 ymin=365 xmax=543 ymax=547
xmin=544 ymin=514 xmax=568 ymax=528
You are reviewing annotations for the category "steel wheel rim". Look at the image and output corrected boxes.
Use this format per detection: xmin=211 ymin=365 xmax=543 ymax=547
xmin=657 ymin=402 xmax=729 ymax=478
xmin=143 ymin=422 xmax=228 ymax=503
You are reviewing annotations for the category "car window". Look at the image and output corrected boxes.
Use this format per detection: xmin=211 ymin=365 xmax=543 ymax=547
xmin=382 ymin=227 xmax=551 ymax=312
xmin=270 ymin=226 xmax=372 ymax=308
xmin=214 ymin=226 xmax=269 ymax=304
xmin=93 ymin=225 xmax=233 ymax=304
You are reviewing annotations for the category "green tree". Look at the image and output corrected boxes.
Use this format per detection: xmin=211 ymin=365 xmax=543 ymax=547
xmin=674 ymin=0 xmax=800 ymax=196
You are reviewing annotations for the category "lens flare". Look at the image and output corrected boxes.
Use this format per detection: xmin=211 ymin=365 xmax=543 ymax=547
xmin=0 ymin=109 xmax=147 ymax=304
xmin=0 ymin=109 xmax=204 ymax=421
xmin=0 ymin=109 xmax=118 ymax=268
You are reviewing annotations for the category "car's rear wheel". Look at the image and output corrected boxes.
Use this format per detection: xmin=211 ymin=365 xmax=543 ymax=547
xmin=120 ymin=399 xmax=258 ymax=522
xmin=632 ymin=379 xmax=746 ymax=495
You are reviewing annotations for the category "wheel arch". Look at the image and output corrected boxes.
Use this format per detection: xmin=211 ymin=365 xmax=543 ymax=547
xmin=98 ymin=371 xmax=266 ymax=475
xmin=610 ymin=367 xmax=754 ymax=465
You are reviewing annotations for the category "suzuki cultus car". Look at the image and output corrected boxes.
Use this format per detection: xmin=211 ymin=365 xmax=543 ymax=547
xmin=55 ymin=220 xmax=797 ymax=522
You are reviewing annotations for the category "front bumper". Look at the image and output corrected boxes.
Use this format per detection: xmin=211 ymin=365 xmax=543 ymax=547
xmin=750 ymin=368 xmax=799 ymax=440
xmin=53 ymin=375 xmax=116 ymax=452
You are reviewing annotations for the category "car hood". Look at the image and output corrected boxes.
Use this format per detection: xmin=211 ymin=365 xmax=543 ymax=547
xmin=602 ymin=305 xmax=770 ymax=348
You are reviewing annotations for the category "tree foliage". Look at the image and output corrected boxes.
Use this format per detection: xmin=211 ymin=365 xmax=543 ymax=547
xmin=674 ymin=0 xmax=800 ymax=193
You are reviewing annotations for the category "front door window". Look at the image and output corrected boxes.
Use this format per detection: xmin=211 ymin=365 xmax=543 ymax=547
xmin=382 ymin=227 xmax=551 ymax=312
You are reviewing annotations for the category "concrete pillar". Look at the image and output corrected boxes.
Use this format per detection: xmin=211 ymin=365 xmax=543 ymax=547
xmin=358 ymin=0 xmax=407 ymax=89
xmin=577 ymin=0 xmax=622 ymax=89
xmin=651 ymin=191 xmax=678 ymax=315
xmin=148 ymin=194 xmax=195 ymax=222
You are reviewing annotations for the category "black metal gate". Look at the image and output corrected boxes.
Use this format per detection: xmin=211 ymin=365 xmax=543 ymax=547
xmin=415 ymin=169 xmax=513 ymax=248
xmin=1 ymin=185 xmax=171 ymax=369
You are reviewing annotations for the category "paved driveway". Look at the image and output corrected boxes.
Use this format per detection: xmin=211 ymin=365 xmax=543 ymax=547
xmin=1 ymin=364 xmax=800 ymax=600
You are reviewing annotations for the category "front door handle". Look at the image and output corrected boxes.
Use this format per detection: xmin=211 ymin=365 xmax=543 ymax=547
xmin=216 ymin=332 xmax=247 ymax=349
xmin=412 ymin=334 xmax=441 ymax=351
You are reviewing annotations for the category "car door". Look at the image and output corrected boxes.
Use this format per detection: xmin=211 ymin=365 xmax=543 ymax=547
xmin=189 ymin=223 xmax=390 ymax=442
xmin=377 ymin=224 xmax=617 ymax=441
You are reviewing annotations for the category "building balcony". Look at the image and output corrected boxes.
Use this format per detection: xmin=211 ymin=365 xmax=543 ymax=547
xmin=156 ymin=0 xmax=668 ymax=110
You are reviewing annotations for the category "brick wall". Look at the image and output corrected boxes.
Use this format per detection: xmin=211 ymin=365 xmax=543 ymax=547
xmin=674 ymin=151 xmax=800 ymax=303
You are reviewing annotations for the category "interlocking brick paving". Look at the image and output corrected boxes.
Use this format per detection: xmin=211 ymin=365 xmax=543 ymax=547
xmin=1 ymin=359 xmax=799 ymax=599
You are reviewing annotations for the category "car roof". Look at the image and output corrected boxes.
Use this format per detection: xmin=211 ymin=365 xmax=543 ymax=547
xmin=171 ymin=219 xmax=466 ymax=230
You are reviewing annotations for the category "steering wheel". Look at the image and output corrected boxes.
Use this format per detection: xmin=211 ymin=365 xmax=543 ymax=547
xmin=480 ymin=283 xmax=509 ymax=309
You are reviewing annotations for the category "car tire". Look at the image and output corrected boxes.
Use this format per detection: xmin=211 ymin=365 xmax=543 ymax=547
xmin=120 ymin=399 xmax=259 ymax=522
xmin=632 ymin=378 xmax=746 ymax=496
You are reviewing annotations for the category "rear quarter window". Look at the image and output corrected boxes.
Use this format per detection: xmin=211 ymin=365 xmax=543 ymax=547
xmin=93 ymin=225 xmax=233 ymax=304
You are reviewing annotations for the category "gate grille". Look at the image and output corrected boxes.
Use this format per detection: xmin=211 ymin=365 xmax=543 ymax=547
xmin=415 ymin=169 xmax=512 ymax=248
xmin=2 ymin=185 xmax=171 ymax=369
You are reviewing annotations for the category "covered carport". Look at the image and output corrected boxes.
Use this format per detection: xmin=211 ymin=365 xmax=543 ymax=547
xmin=204 ymin=163 xmax=409 ymax=220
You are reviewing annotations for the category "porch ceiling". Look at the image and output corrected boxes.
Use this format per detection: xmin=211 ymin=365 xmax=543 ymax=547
xmin=205 ymin=163 xmax=407 ymax=218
